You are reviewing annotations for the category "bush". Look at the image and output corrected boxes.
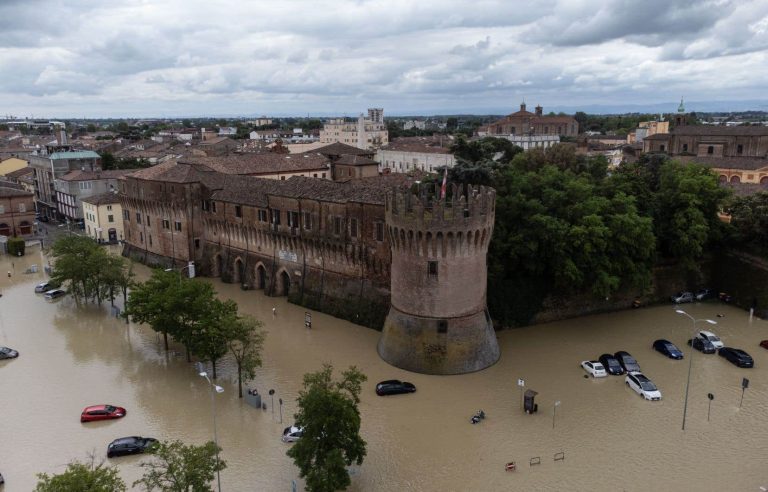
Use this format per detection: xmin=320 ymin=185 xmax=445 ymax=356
xmin=7 ymin=237 xmax=25 ymax=256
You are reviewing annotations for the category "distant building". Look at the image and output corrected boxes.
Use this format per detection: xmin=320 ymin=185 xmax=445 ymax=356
xmin=55 ymin=169 xmax=133 ymax=221
xmin=403 ymin=120 xmax=426 ymax=131
xmin=82 ymin=192 xmax=123 ymax=243
xmin=505 ymin=134 xmax=560 ymax=150
xmin=627 ymin=119 xmax=669 ymax=144
xmin=218 ymin=127 xmax=238 ymax=137
xmin=485 ymin=103 xmax=578 ymax=137
xmin=29 ymin=149 xmax=102 ymax=220
xmin=376 ymin=136 xmax=455 ymax=173
xmin=0 ymin=157 xmax=28 ymax=177
xmin=196 ymin=137 xmax=238 ymax=157
xmin=319 ymin=109 xmax=388 ymax=149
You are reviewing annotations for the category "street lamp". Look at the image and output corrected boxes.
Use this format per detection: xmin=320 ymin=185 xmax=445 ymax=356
xmin=199 ymin=370 xmax=224 ymax=492
xmin=675 ymin=309 xmax=717 ymax=431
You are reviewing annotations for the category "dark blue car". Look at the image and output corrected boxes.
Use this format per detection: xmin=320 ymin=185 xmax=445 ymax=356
xmin=653 ymin=339 xmax=684 ymax=359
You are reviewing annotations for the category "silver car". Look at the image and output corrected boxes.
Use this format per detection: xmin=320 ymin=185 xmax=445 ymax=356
xmin=281 ymin=425 xmax=304 ymax=443
xmin=670 ymin=291 xmax=694 ymax=303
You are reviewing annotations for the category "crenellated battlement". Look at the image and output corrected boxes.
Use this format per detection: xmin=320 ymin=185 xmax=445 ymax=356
xmin=385 ymin=183 xmax=496 ymax=258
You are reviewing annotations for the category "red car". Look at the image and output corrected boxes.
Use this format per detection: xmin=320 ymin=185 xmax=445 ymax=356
xmin=760 ymin=340 xmax=768 ymax=350
xmin=81 ymin=405 xmax=126 ymax=423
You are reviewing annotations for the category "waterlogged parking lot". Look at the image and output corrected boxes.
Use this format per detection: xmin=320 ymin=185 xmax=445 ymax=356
xmin=1 ymin=247 xmax=767 ymax=491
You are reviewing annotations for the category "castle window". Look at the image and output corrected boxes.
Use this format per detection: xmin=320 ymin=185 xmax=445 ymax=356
xmin=163 ymin=219 xmax=170 ymax=229
xmin=258 ymin=209 xmax=268 ymax=222
xmin=437 ymin=320 xmax=448 ymax=334
xmin=235 ymin=205 xmax=242 ymax=218
xmin=174 ymin=221 xmax=182 ymax=232
xmin=350 ymin=218 xmax=358 ymax=237
xmin=124 ymin=209 xmax=130 ymax=221
xmin=212 ymin=202 xmax=217 ymax=213
xmin=140 ymin=232 xmax=143 ymax=243
xmin=288 ymin=211 xmax=299 ymax=228
xmin=149 ymin=235 xmax=152 ymax=247
xmin=428 ymin=261 xmax=438 ymax=278
xmin=195 ymin=238 xmax=200 ymax=249
xmin=660 ymin=145 xmax=665 ymax=152
xmin=737 ymin=144 xmax=743 ymax=154
xmin=303 ymin=212 xmax=312 ymax=230
xmin=271 ymin=209 xmax=281 ymax=225
xmin=333 ymin=217 xmax=342 ymax=236
xmin=146 ymin=216 xmax=151 ymax=227
xmin=375 ymin=222 xmax=384 ymax=242
xmin=136 ymin=212 xmax=141 ymax=224
xmin=202 ymin=200 xmax=210 ymax=211
xmin=707 ymin=146 xmax=714 ymax=155
xmin=682 ymin=144 xmax=688 ymax=152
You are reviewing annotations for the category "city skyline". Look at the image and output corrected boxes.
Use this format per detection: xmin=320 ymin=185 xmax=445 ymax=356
xmin=2 ymin=0 xmax=768 ymax=118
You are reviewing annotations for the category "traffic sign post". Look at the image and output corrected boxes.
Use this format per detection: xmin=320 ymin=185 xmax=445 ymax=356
xmin=707 ymin=393 xmax=714 ymax=422
xmin=517 ymin=378 xmax=525 ymax=410
xmin=740 ymin=378 xmax=749 ymax=408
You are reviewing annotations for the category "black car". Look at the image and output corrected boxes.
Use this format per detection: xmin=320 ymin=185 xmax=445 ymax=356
xmin=375 ymin=380 xmax=416 ymax=396
xmin=107 ymin=436 xmax=157 ymax=458
xmin=718 ymin=347 xmax=754 ymax=368
xmin=0 ymin=347 xmax=19 ymax=360
xmin=652 ymin=339 xmax=684 ymax=360
xmin=598 ymin=353 xmax=625 ymax=375
xmin=687 ymin=337 xmax=716 ymax=354
xmin=614 ymin=351 xmax=641 ymax=373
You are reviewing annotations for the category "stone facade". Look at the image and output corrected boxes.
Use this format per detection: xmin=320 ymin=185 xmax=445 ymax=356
xmin=378 ymin=184 xmax=499 ymax=374
xmin=0 ymin=184 xmax=36 ymax=237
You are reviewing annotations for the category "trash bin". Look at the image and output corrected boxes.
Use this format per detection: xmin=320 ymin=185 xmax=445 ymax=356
xmin=524 ymin=389 xmax=538 ymax=414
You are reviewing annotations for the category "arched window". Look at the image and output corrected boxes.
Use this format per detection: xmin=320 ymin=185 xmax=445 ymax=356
xmin=719 ymin=175 xmax=728 ymax=183
xmin=730 ymin=175 xmax=741 ymax=184
xmin=760 ymin=176 xmax=768 ymax=187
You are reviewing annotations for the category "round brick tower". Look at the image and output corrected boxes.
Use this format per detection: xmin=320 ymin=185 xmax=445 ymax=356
xmin=378 ymin=183 xmax=500 ymax=374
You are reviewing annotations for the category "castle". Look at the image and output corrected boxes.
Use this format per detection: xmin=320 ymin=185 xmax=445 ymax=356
xmin=119 ymin=150 xmax=498 ymax=374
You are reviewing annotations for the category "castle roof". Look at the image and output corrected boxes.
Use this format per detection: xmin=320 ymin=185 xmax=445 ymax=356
xmin=60 ymin=169 xmax=134 ymax=181
xmin=315 ymin=142 xmax=373 ymax=157
xmin=178 ymin=153 xmax=330 ymax=175
xmin=334 ymin=154 xmax=378 ymax=166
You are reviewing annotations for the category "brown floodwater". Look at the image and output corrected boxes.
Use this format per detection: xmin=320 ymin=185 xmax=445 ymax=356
xmin=1 ymin=245 xmax=767 ymax=491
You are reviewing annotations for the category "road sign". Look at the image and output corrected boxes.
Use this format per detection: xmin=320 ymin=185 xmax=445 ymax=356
xmin=742 ymin=378 xmax=749 ymax=389
xmin=707 ymin=393 xmax=714 ymax=400
xmin=517 ymin=378 xmax=525 ymax=387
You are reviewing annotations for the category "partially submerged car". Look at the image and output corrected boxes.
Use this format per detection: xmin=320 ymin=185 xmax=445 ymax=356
xmin=652 ymin=339 xmax=683 ymax=360
xmin=580 ymin=360 xmax=607 ymax=378
xmin=375 ymin=380 xmax=416 ymax=396
xmin=107 ymin=436 xmax=157 ymax=458
xmin=625 ymin=371 xmax=662 ymax=401
xmin=44 ymin=288 xmax=66 ymax=300
xmin=282 ymin=425 xmax=304 ymax=443
xmin=614 ymin=351 xmax=641 ymax=373
xmin=718 ymin=347 xmax=754 ymax=368
xmin=598 ymin=354 xmax=625 ymax=375
xmin=697 ymin=330 xmax=724 ymax=350
xmin=81 ymin=404 xmax=126 ymax=423
xmin=688 ymin=338 xmax=716 ymax=354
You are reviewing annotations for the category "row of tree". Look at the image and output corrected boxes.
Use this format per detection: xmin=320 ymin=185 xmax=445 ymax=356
xmin=447 ymin=137 xmax=733 ymax=326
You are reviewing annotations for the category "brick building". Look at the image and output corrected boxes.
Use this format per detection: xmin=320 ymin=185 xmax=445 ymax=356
xmin=0 ymin=184 xmax=35 ymax=237
xmin=486 ymin=103 xmax=579 ymax=137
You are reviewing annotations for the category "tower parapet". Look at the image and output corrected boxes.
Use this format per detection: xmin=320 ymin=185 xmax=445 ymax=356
xmin=378 ymin=183 xmax=500 ymax=374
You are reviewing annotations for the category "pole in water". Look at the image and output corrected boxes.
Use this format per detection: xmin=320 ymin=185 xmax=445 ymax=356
xmin=707 ymin=393 xmax=714 ymax=422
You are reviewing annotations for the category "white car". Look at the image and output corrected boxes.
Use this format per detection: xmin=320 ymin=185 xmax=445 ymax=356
xmin=281 ymin=425 xmax=304 ymax=443
xmin=580 ymin=360 xmax=607 ymax=378
xmin=697 ymin=330 xmax=724 ymax=349
xmin=625 ymin=371 xmax=662 ymax=401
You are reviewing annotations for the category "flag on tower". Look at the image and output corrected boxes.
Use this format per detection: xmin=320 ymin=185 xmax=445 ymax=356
xmin=440 ymin=167 xmax=448 ymax=200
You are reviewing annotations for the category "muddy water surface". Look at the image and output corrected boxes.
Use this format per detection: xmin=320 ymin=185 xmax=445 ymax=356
xmin=1 ymin=247 xmax=767 ymax=491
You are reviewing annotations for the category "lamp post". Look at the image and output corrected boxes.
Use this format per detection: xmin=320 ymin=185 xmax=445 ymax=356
xmin=199 ymin=370 xmax=224 ymax=492
xmin=675 ymin=309 xmax=717 ymax=431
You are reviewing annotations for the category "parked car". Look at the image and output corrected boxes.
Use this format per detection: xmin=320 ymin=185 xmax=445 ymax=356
xmin=0 ymin=347 xmax=19 ymax=359
xmin=696 ymin=288 xmax=714 ymax=301
xmin=614 ymin=351 xmax=641 ymax=373
xmin=598 ymin=354 xmax=625 ymax=375
xmin=107 ymin=436 xmax=157 ymax=458
xmin=44 ymin=288 xmax=66 ymax=300
xmin=35 ymin=281 xmax=55 ymax=293
xmin=580 ymin=360 xmax=607 ymax=378
xmin=81 ymin=404 xmax=126 ymax=423
xmin=281 ymin=425 xmax=304 ymax=443
xmin=670 ymin=291 xmax=695 ymax=303
xmin=718 ymin=347 xmax=754 ymax=368
xmin=697 ymin=330 xmax=724 ymax=349
xmin=625 ymin=371 xmax=662 ymax=400
xmin=375 ymin=380 xmax=416 ymax=396
xmin=652 ymin=339 xmax=684 ymax=359
xmin=760 ymin=340 xmax=768 ymax=350
xmin=718 ymin=292 xmax=733 ymax=303
xmin=687 ymin=338 xmax=716 ymax=354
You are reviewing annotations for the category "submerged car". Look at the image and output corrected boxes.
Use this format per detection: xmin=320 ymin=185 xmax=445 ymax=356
xmin=696 ymin=288 xmax=714 ymax=301
xmin=688 ymin=338 xmax=716 ymax=354
xmin=697 ymin=330 xmax=724 ymax=349
xmin=760 ymin=340 xmax=768 ymax=350
xmin=625 ymin=371 xmax=662 ymax=401
xmin=580 ymin=360 xmax=607 ymax=378
xmin=34 ymin=281 xmax=55 ymax=293
xmin=107 ymin=436 xmax=157 ymax=458
xmin=652 ymin=339 xmax=684 ymax=360
xmin=670 ymin=291 xmax=695 ymax=304
xmin=614 ymin=351 xmax=641 ymax=373
xmin=81 ymin=405 xmax=126 ymax=423
xmin=281 ymin=425 xmax=304 ymax=443
xmin=718 ymin=347 xmax=754 ymax=368
xmin=598 ymin=354 xmax=625 ymax=375
xmin=375 ymin=380 xmax=416 ymax=396
xmin=0 ymin=347 xmax=19 ymax=359
xmin=44 ymin=288 xmax=66 ymax=300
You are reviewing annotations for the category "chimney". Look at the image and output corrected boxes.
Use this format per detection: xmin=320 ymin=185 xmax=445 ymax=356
xmin=535 ymin=105 xmax=543 ymax=116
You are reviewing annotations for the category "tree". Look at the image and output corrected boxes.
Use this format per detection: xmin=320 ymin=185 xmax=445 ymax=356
xmin=134 ymin=440 xmax=225 ymax=492
xmin=727 ymin=191 xmax=768 ymax=252
xmin=50 ymin=236 xmax=117 ymax=305
xmin=188 ymin=298 xmax=238 ymax=379
xmin=35 ymin=458 xmax=126 ymax=492
xmin=224 ymin=314 xmax=266 ymax=397
xmin=288 ymin=364 xmax=367 ymax=492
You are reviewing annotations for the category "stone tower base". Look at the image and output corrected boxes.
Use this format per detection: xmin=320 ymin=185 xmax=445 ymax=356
xmin=378 ymin=306 xmax=500 ymax=375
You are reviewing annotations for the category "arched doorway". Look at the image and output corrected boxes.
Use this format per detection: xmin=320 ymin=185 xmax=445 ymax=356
xmin=0 ymin=223 xmax=10 ymax=236
xmin=233 ymin=258 xmax=244 ymax=285
xmin=19 ymin=221 xmax=32 ymax=235
xmin=730 ymin=175 xmax=741 ymax=184
xmin=256 ymin=264 xmax=267 ymax=289
xmin=276 ymin=270 xmax=291 ymax=296
xmin=761 ymin=176 xmax=768 ymax=187
xmin=718 ymin=175 xmax=727 ymax=183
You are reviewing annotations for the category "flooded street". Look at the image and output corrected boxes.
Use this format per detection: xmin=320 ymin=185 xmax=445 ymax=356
xmin=1 ymin=246 xmax=768 ymax=491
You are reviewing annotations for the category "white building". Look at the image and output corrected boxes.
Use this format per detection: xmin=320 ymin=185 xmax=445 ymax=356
xmin=376 ymin=137 xmax=455 ymax=173
xmin=319 ymin=108 xmax=388 ymax=149
xmin=403 ymin=120 xmax=426 ymax=130
xmin=505 ymin=134 xmax=560 ymax=150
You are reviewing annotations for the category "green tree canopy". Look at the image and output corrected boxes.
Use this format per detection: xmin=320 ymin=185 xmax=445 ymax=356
xmin=224 ymin=313 xmax=266 ymax=398
xmin=288 ymin=364 xmax=367 ymax=492
xmin=35 ymin=458 xmax=126 ymax=492
xmin=727 ymin=191 xmax=768 ymax=254
xmin=134 ymin=440 xmax=225 ymax=492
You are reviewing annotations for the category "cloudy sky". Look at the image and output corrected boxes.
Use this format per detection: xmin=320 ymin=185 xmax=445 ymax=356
xmin=2 ymin=0 xmax=768 ymax=117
